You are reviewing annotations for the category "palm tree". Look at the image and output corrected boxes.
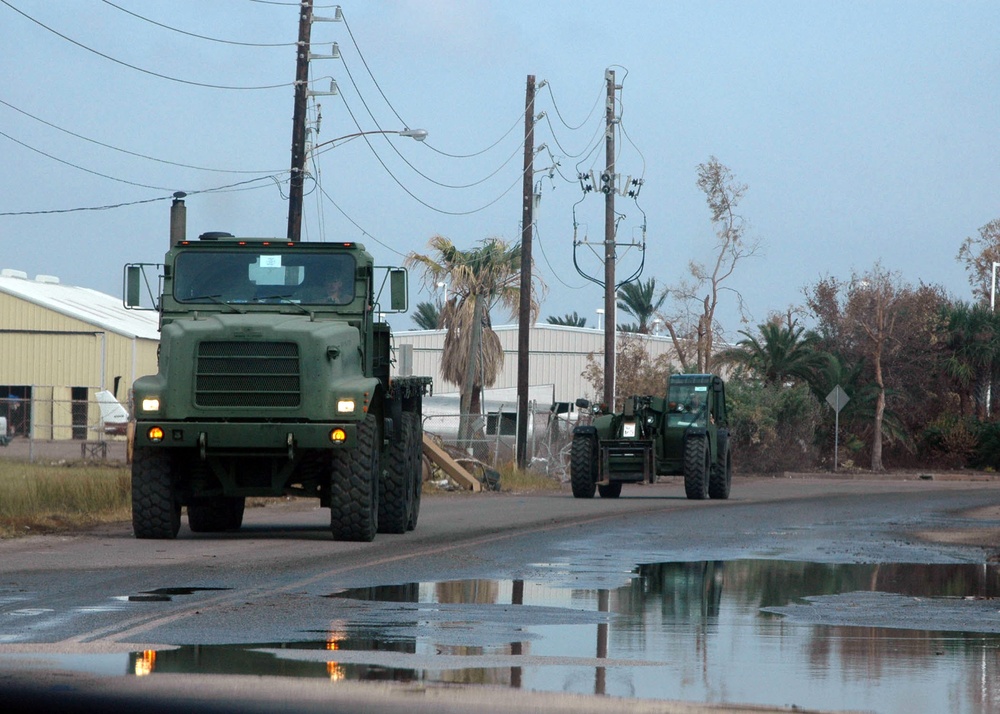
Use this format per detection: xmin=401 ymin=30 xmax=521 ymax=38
xmin=617 ymin=278 xmax=668 ymax=334
xmin=939 ymin=301 xmax=1000 ymax=419
xmin=406 ymin=236 xmax=542 ymax=441
xmin=547 ymin=312 xmax=587 ymax=327
xmin=412 ymin=301 xmax=441 ymax=330
xmin=716 ymin=319 xmax=825 ymax=385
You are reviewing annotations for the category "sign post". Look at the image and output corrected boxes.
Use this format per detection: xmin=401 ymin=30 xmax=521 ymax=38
xmin=825 ymin=385 xmax=850 ymax=471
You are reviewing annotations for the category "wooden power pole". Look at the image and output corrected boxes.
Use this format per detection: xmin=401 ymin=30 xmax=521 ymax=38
xmin=286 ymin=1 xmax=314 ymax=242
xmin=602 ymin=69 xmax=616 ymax=409
xmin=516 ymin=75 xmax=535 ymax=468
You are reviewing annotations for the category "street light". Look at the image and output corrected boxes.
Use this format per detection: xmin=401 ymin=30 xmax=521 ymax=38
xmin=990 ymin=262 xmax=999 ymax=416
xmin=991 ymin=261 xmax=999 ymax=311
xmin=435 ymin=281 xmax=448 ymax=307
xmin=310 ymin=128 xmax=427 ymax=156
xmin=287 ymin=127 xmax=428 ymax=241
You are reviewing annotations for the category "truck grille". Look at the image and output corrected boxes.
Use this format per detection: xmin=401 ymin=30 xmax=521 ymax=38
xmin=195 ymin=341 xmax=300 ymax=408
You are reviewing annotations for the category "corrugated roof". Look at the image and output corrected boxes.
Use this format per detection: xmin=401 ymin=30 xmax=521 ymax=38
xmin=0 ymin=271 xmax=160 ymax=340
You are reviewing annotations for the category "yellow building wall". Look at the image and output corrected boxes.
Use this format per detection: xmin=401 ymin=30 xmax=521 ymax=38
xmin=0 ymin=293 xmax=159 ymax=440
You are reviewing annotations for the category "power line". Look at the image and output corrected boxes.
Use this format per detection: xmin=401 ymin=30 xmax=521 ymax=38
xmin=0 ymin=195 xmax=169 ymax=216
xmin=0 ymin=128 xmax=178 ymax=191
xmin=337 ymin=5 xmax=525 ymax=161
xmin=339 ymin=8 xmax=407 ymax=127
xmin=335 ymin=95 xmax=526 ymax=216
xmin=534 ymin=221 xmax=587 ymax=290
xmin=315 ymin=183 xmax=404 ymax=257
xmin=539 ymin=109 xmax=604 ymax=161
xmin=99 ymin=0 xmax=295 ymax=47
xmin=542 ymin=79 xmax=605 ymax=132
xmin=248 ymin=0 xmax=339 ymax=6
xmin=0 ymin=175 xmax=281 ymax=216
xmin=0 ymin=0 xmax=291 ymax=91
xmin=332 ymin=60 xmax=527 ymax=190
xmin=0 ymin=98 xmax=282 ymax=174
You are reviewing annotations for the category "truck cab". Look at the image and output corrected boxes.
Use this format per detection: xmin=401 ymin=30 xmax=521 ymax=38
xmin=124 ymin=234 xmax=429 ymax=542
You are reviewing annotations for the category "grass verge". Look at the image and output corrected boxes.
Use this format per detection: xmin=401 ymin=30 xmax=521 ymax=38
xmin=0 ymin=461 xmax=131 ymax=538
xmin=0 ymin=457 xmax=565 ymax=538
xmin=495 ymin=462 xmax=562 ymax=493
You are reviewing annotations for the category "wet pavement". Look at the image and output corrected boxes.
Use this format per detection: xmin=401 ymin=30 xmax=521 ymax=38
xmin=95 ymin=560 xmax=997 ymax=714
xmin=3 ymin=479 xmax=1000 ymax=713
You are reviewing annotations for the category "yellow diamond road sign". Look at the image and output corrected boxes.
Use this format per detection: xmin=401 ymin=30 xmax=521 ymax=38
xmin=826 ymin=385 xmax=849 ymax=414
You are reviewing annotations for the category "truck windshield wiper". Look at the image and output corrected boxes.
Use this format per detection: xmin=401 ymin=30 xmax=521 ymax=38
xmin=254 ymin=294 xmax=311 ymax=315
xmin=186 ymin=294 xmax=245 ymax=314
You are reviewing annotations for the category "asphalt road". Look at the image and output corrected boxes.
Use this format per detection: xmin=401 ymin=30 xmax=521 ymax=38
xmin=2 ymin=475 xmax=1000 ymax=713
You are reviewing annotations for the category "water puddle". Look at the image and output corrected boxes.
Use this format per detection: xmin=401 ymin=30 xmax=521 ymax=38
xmin=124 ymin=561 xmax=1000 ymax=712
xmin=116 ymin=587 xmax=230 ymax=603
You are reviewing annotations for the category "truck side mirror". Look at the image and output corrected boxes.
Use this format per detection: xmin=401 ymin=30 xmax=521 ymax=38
xmin=389 ymin=269 xmax=407 ymax=311
xmin=125 ymin=265 xmax=142 ymax=308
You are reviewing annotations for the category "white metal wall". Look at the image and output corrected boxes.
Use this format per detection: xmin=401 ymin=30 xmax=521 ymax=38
xmin=394 ymin=323 xmax=677 ymax=404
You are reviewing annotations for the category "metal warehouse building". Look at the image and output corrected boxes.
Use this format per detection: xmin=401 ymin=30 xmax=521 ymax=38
xmin=0 ymin=269 xmax=159 ymax=441
xmin=393 ymin=323 xmax=677 ymax=406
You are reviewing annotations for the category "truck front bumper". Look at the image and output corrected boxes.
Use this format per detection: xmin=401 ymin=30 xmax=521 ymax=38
xmin=133 ymin=421 xmax=358 ymax=450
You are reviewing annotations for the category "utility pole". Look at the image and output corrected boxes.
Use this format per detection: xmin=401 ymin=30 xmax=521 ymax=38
xmin=286 ymin=1 xmax=314 ymax=242
xmin=602 ymin=69 xmax=616 ymax=409
xmin=516 ymin=75 xmax=535 ymax=469
xmin=571 ymin=69 xmax=645 ymax=409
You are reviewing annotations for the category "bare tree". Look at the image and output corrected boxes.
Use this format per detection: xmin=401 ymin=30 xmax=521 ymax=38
xmin=582 ymin=332 xmax=674 ymax=409
xmin=806 ymin=264 xmax=947 ymax=471
xmin=845 ymin=267 xmax=899 ymax=471
xmin=957 ymin=218 xmax=1000 ymax=304
xmin=662 ymin=157 xmax=760 ymax=372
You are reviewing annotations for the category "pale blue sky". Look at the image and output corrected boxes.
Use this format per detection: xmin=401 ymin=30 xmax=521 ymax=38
xmin=1 ymin=1 xmax=997 ymax=335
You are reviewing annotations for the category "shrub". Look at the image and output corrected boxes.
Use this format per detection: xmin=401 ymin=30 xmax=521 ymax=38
xmin=727 ymin=380 xmax=822 ymax=473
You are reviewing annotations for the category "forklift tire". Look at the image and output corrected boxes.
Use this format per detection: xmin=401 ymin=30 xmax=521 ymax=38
xmin=709 ymin=441 xmax=732 ymax=499
xmin=570 ymin=433 xmax=598 ymax=498
xmin=683 ymin=435 xmax=710 ymax=500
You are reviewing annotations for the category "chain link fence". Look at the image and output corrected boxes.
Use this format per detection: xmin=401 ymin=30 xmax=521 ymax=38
xmin=0 ymin=393 xmax=129 ymax=463
xmin=0 ymin=394 xmax=589 ymax=475
xmin=421 ymin=402 xmax=585 ymax=482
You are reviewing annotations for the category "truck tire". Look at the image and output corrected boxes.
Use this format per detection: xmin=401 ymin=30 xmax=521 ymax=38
xmin=379 ymin=412 xmax=415 ymax=534
xmin=709 ymin=442 xmax=732 ymax=500
xmin=329 ymin=413 xmax=380 ymax=542
xmin=598 ymin=482 xmax=622 ymax=498
xmin=683 ymin=435 xmax=710 ymax=500
xmin=132 ymin=447 xmax=181 ymax=539
xmin=406 ymin=413 xmax=423 ymax=531
xmin=188 ymin=496 xmax=246 ymax=532
xmin=570 ymin=433 xmax=598 ymax=498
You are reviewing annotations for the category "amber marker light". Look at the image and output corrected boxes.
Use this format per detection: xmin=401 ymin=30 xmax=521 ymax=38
xmin=148 ymin=426 xmax=165 ymax=442
xmin=330 ymin=428 xmax=347 ymax=443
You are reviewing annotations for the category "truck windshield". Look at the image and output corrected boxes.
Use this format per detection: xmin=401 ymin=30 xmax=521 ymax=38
xmin=174 ymin=251 xmax=357 ymax=305
xmin=666 ymin=383 xmax=710 ymax=428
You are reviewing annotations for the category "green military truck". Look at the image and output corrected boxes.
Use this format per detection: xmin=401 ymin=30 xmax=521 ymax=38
xmin=571 ymin=373 xmax=732 ymax=500
xmin=124 ymin=234 xmax=430 ymax=542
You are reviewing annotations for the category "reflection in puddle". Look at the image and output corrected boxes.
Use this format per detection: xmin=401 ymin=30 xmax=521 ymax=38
xmin=130 ymin=561 xmax=1000 ymax=713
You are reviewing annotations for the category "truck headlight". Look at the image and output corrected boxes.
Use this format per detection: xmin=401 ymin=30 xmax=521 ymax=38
xmin=141 ymin=397 xmax=161 ymax=412
xmin=336 ymin=399 xmax=355 ymax=413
